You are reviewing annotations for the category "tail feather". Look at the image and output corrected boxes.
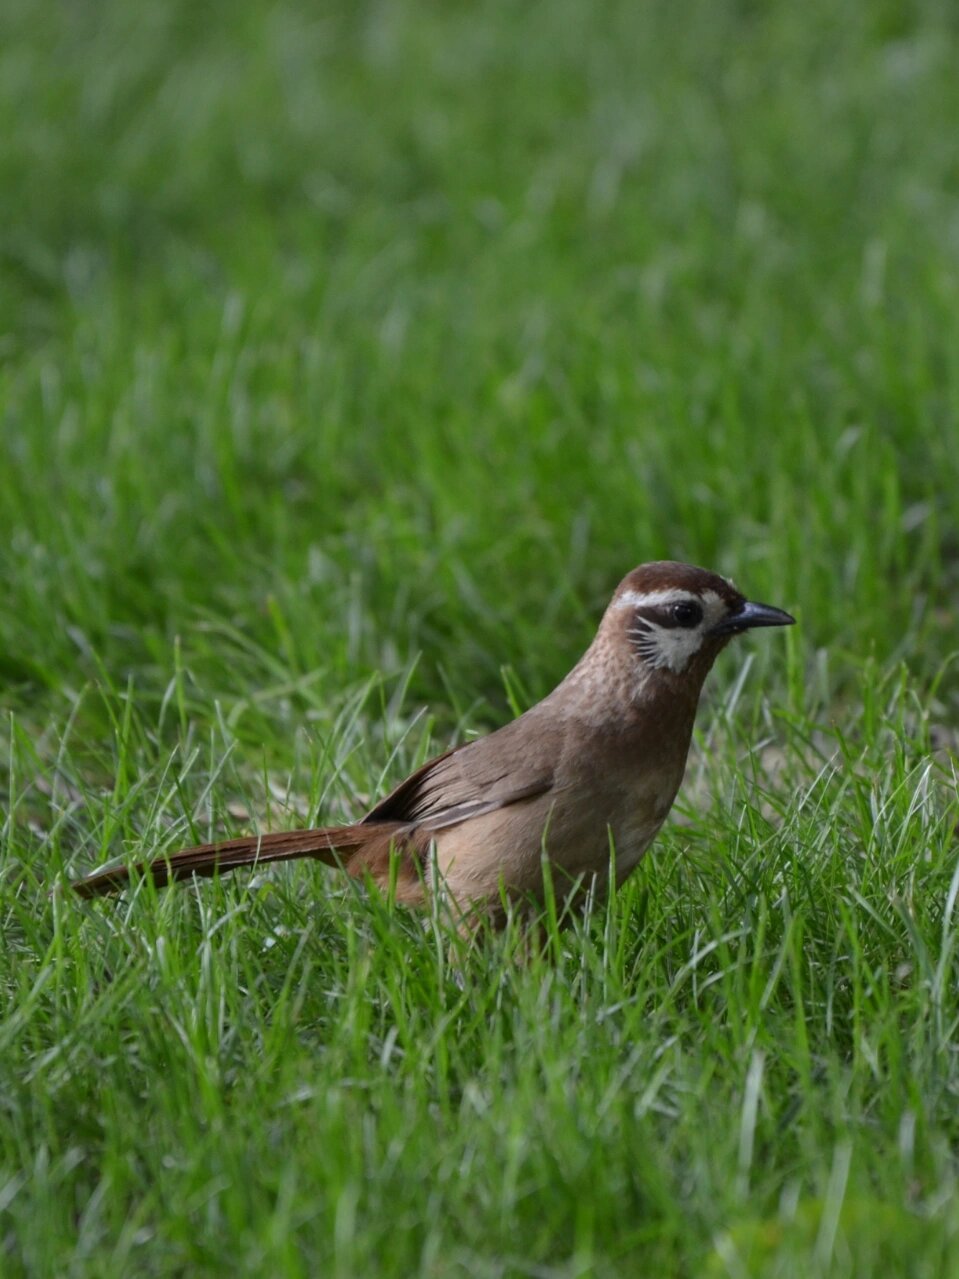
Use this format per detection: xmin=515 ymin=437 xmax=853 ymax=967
xmin=71 ymin=824 xmax=385 ymax=899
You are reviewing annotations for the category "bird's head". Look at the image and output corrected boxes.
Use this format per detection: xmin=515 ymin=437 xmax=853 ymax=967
xmin=607 ymin=561 xmax=794 ymax=692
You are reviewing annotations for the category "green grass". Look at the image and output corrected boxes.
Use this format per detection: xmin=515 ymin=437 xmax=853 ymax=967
xmin=2 ymin=0 xmax=959 ymax=1273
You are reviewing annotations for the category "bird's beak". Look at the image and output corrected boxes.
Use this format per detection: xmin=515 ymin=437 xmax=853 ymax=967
xmin=710 ymin=600 xmax=796 ymax=637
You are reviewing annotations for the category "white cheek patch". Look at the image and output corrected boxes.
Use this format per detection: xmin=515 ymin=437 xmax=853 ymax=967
xmin=628 ymin=620 xmax=704 ymax=672
xmin=623 ymin=590 xmax=728 ymax=674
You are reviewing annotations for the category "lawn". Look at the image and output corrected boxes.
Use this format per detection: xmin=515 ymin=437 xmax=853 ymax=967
xmin=2 ymin=0 xmax=959 ymax=1274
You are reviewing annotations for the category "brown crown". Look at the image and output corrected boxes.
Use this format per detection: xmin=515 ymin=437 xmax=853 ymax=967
xmin=614 ymin=561 xmax=745 ymax=610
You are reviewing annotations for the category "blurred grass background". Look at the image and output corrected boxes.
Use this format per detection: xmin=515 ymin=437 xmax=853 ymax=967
xmin=2 ymin=1 xmax=959 ymax=1275
xmin=3 ymin=0 xmax=958 ymax=721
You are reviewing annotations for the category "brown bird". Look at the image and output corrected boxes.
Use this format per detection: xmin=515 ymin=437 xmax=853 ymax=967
xmin=72 ymin=562 xmax=794 ymax=919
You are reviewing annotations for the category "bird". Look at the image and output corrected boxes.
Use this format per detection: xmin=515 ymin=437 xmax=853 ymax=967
xmin=71 ymin=561 xmax=794 ymax=921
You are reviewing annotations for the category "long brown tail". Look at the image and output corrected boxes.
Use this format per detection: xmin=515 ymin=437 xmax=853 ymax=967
xmin=71 ymin=823 xmax=392 ymax=899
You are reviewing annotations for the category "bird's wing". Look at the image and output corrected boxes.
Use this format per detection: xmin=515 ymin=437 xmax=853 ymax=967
xmin=363 ymin=714 xmax=555 ymax=832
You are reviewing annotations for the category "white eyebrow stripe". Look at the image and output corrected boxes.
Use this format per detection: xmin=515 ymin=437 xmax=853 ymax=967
xmin=614 ymin=588 xmax=724 ymax=611
xmin=614 ymin=589 xmax=689 ymax=610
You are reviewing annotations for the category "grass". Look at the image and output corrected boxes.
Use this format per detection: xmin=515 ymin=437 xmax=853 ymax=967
xmin=2 ymin=0 xmax=959 ymax=1273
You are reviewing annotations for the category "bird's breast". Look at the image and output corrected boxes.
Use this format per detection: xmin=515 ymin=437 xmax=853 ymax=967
xmin=602 ymin=763 xmax=684 ymax=877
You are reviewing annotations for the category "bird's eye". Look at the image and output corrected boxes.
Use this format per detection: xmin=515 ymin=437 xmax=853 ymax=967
xmin=671 ymin=600 xmax=703 ymax=628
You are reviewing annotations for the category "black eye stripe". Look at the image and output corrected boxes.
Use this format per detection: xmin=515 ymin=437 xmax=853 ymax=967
xmin=633 ymin=601 xmax=703 ymax=630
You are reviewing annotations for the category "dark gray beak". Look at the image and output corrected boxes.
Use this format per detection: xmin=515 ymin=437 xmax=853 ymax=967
xmin=710 ymin=600 xmax=796 ymax=637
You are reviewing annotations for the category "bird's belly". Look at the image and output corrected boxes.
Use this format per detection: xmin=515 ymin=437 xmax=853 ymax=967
xmin=558 ymin=765 xmax=680 ymax=883
xmin=432 ymin=769 xmax=680 ymax=907
xmin=607 ymin=814 xmax=664 ymax=883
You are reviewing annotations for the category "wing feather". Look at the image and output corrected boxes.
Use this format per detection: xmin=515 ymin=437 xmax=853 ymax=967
xmin=363 ymin=715 xmax=554 ymax=831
